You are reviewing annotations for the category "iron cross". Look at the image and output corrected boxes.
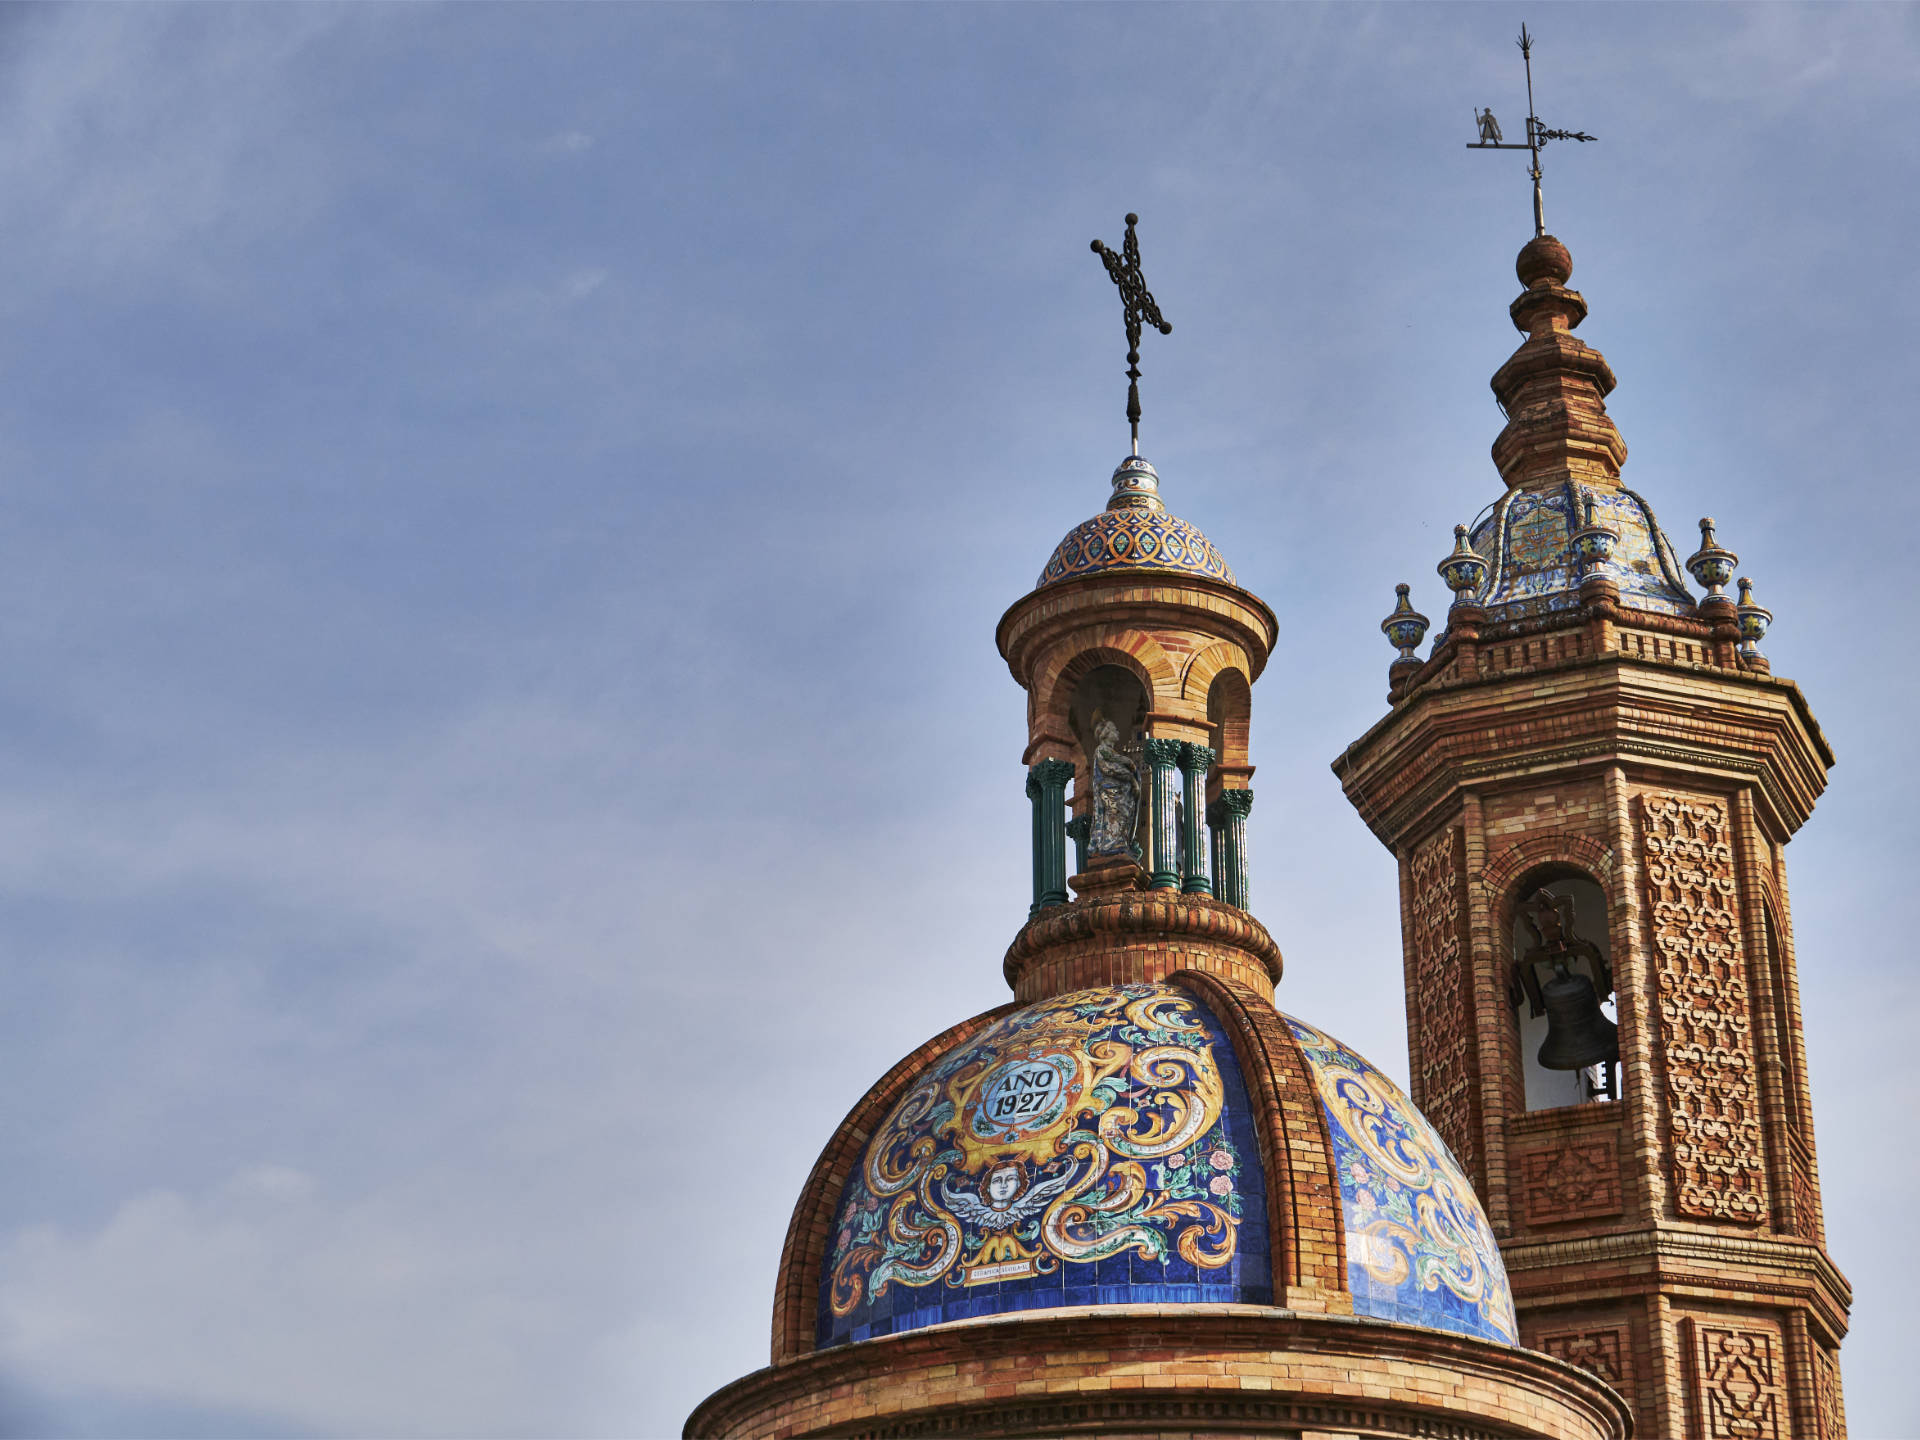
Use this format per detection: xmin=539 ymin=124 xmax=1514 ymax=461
xmin=1091 ymin=213 xmax=1172 ymax=456
xmin=1467 ymin=25 xmax=1595 ymax=238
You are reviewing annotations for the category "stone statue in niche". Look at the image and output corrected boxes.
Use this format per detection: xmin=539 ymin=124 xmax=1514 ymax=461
xmin=1087 ymin=711 xmax=1143 ymax=860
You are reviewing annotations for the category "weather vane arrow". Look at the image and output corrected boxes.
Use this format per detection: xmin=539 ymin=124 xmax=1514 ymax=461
xmin=1091 ymin=212 xmax=1172 ymax=457
xmin=1467 ymin=24 xmax=1595 ymax=237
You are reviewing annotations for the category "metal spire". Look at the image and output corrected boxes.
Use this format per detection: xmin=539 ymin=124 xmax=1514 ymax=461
xmin=1090 ymin=213 xmax=1172 ymax=456
xmin=1467 ymin=25 xmax=1595 ymax=238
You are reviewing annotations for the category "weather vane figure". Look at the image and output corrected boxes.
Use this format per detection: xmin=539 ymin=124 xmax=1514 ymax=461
xmin=1467 ymin=25 xmax=1595 ymax=238
xmin=1091 ymin=213 xmax=1172 ymax=456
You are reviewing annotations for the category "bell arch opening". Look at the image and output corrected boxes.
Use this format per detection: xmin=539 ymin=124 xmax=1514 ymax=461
xmin=1506 ymin=868 xmax=1619 ymax=1112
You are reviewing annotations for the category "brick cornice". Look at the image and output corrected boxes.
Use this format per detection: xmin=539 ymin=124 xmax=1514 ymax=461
xmin=1003 ymin=887 xmax=1283 ymax=1000
xmin=689 ymin=1306 xmax=1633 ymax=1440
xmin=1333 ymin=654 xmax=1832 ymax=847
xmin=1500 ymin=1224 xmax=1852 ymax=1338
xmin=997 ymin=570 xmax=1277 ymax=687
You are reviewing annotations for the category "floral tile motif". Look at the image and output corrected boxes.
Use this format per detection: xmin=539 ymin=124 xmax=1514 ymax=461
xmin=818 ymin=983 xmax=1268 ymax=1349
xmin=1283 ymin=1015 xmax=1519 ymax=1346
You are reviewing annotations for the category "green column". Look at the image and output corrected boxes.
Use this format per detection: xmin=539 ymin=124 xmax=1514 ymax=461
xmin=1065 ymin=814 xmax=1091 ymax=879
xmin=1208 ymin=789 xmax=1255 ymax=909
xmin=1027 ymin=759 xmax=1075 ymax=912
xmin=1026 ymin=768 xmax=1045 ymax=917
xmin=1178 ymin=743 xmax=1216 ymax=896
xmin=1143 ymin=738 xmax=1184 ymax=891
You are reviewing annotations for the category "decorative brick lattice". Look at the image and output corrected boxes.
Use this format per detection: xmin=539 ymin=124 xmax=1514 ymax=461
xmin=1541 ymin=1327 xmax=1630 ymax=1391
xmin=1639 ymin=794 xmax=1767 ymax=1223
xmin=1815 ymin=1342 xmax=1847 ymax=1439
xmin=1410 ymin=826 xmax=1478 ymax=1181
xmin=1687 ymin=1320 xmax=1786 ymax=1440
xmin=1519 ymin=1134 xmax=1622 ymax=1225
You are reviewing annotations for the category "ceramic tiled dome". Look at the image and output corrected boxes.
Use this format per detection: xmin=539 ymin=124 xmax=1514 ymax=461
xmin=1036 ymin=456 xmax=1236 ymax=588
xmin=1458 ymin=478 xmax=1696 ymax=627
xmin=809 ymin=979 xmax=1516 ymax=1352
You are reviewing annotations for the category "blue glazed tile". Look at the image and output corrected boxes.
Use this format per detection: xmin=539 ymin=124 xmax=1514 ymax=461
xmin=816 ymin=981 xmax=1274 ymax=1347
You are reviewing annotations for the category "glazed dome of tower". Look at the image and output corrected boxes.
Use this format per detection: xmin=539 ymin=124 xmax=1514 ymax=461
xmin=796 ymin=978 xmax=1516 ymax=1355
xmin=1458 ymin=479 xmax=1697 ymax=627
xmin=1036 ymin=456 xmax=1236 ymax=588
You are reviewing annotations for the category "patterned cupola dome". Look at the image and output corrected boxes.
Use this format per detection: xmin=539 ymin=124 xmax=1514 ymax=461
xmin=1036 ymin=455 xmax=1236 ymax=588
xmin=1458 ymin=482 xmax=1695 ymax=627
xmin=805 ymin=977 xmax=1516 ymax=1353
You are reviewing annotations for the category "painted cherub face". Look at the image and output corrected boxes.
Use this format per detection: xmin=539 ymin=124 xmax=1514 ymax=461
xmin=985 ymin=1164 xmax=1024 ymax=1207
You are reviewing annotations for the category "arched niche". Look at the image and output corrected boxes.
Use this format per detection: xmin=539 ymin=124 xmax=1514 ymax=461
xmin=1506 ymin=866 xmax=1618 ymax=1112
xmin=1207 ymin=668 xmax=1252 ymax=774
xmin=1067 ymin=664 xmax=1149 ymax=852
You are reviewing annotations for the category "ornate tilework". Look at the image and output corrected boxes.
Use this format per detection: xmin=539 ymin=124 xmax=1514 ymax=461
xmin=1283 ymin=1015 xmax=1518 ymax=1345
xmin=1037 ymin=508 xmax=1236 ymax=588
xmin=1466 ymin=481 xmax=1695 ymax=626
xmin=818 ymin=983 xmax=1269 ymax=1349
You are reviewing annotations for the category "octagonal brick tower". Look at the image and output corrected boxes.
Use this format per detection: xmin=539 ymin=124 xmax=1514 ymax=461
xmin=1334 ymin=234 xmax=1850 ymax=1439
xmin=687 ymin=447 xmax=1630 ymax=1439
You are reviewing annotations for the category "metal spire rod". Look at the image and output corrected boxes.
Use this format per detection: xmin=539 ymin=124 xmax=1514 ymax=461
xmin=1091 ymin=213 xmax=1172 ymax=456
xmin=1467 ymin=24 xmax=1595 ymax=238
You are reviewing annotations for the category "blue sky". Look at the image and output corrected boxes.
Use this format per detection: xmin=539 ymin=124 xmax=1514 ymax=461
xmin=0 ymin=5 xmax=1912 ymax=1436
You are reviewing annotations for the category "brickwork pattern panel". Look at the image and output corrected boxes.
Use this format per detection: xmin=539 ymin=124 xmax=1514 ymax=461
xmin=1639 ymin=794 xmax=1767 ymax=1223
xmin=1815 ymin=1341 xmax=1847 ymax=1440
xmin=1539 ymin=1326 xmax=1631 ymax=1395
xmin=1518 ymin=1133 xmax=1623 ymax=1227
xmin=1685 ymin=1317 xmax=1788 ymax=1440
xmin=1410 ymin=825 xmax=1480 ymax=1183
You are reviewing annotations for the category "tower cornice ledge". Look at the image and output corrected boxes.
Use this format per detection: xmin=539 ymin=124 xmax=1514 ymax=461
xmin=1499 ymin=1223 xmax=1853 ymax=1346
xmin=1004 ymin=886 xmax=1283 ymax=1004
xmin=686 ymin=1307 xmax=1631 ymax=1440
xmin=1333 ymin=651 xmax=1833 ymax=848
xmin=997 ymin=570 xmax=1277 ymax=688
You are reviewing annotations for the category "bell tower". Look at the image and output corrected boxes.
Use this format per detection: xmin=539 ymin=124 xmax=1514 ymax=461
xmin=1334 ymin=234 xmax=1850 ymax=1438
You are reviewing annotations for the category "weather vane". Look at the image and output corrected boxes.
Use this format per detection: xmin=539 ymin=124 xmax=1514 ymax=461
xmin=1467 ymin=24 xmax=1595 ymax=238
xmin=1091 ymin=212 xmax=1172 ymax=456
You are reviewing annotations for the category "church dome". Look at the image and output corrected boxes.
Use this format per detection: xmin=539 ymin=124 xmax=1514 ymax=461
xmin=805 ymin=978 xmax=1516 ymax=1353
xmin=1036 ymin=456 xmax=1236 ymax=588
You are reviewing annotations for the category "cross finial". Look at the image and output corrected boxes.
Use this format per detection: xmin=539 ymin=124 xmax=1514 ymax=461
xmin=1091 ymin=212 xmax=1173 ymax=456
xmin=1466 ymin=25 xmax=1596 ymax=238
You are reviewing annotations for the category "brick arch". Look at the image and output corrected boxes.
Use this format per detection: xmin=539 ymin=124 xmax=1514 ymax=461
xmin=1033 ymin=632 xmax=1179 ymax=738
xmin=1482 ymin=833 xmax=1618 ymax=909
xmin=1181 ymin=640 xmax=1252 ymax=706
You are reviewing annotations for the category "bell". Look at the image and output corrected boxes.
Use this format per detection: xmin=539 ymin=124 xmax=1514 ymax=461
xmin=1536 ymin=967 xmax=1620 ymax=1071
